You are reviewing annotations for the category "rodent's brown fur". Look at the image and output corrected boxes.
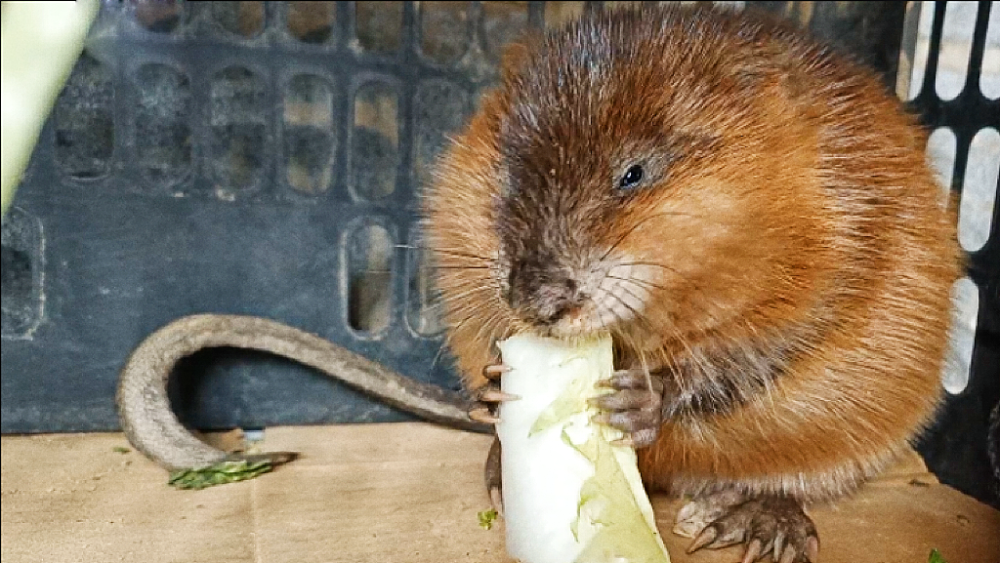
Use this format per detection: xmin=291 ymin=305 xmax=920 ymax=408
xmin=424 ymin=4 xmax=961 ymax=504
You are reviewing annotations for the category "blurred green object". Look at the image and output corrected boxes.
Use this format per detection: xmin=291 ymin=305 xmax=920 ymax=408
xmin=929 ymin=548 xmax=948 ymax=563
xmin=477 ymin=508 xmax=498 ymax=530
xmin=168 ymin=460 xmax=275 ymax=490
xmin=1 ymin=0 xmax=99 ymax=218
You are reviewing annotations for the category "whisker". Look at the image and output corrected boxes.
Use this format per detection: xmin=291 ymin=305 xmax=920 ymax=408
xmin=429 ymin=313 xmax=473 ymax=373
xmin=437 ymin=284 xmax=498 ymax=309
xmin=610 ymin=282 xmax=712 ymax=394
xmin=610 ymin=276 xmax=718 ymax=328
xmin=608 ymin=268 xmax=741 ymax=325
xmin=598 ymin=289 xmax=660 ymax=400
xmin=586 ymin=293 xmax=614 ymax=334
xmin=484 ymin=310 xmax=511 ymax=356
xmin=429 ymin=300 xmax=500 ymax=375
xmin=476 ymin=309 xmax=512 ymax=367
xmin=599 ymin=210 xmax=706 ymax=263
xmin=615 ymin=260 xmax=687 ymax=278
xmin=636 ymin=347 xmax=654 ymax=398
xmin=397 ymin=244 xmax=492 ymax=263
xmin=608 ymin=284 xmax=659 ymax=335
xmin=472 ymin=309 xmax=502 ymax=357
xmin=356 ymin=264 xmax=491 ymax=277
xmin=606 ymin=274 xmax=670 ymax=293
xmin=625 ymin=301 xmax=779 ymax=410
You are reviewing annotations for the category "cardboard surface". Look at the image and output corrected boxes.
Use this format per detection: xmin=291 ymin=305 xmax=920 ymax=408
xmin=2 ymin=422 xmax=997 ymax=563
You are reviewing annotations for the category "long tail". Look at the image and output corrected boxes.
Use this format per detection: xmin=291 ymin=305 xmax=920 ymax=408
xmin=116 ymin=314 xmax=488 ymax=471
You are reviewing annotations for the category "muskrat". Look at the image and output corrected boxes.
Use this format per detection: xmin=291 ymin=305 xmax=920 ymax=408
xmin=115 ymin=4 xmax=960 ymax=562
xmin=423 ymin=4 xmax=961 ymax=562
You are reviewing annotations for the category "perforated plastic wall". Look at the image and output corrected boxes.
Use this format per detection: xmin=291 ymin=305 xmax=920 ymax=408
xmin=901 ymin=1 xmax=999 ymax=511
xmin=2 ymin=1 xmax=532 ymax=432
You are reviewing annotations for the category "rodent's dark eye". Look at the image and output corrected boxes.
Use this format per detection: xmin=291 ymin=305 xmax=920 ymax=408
xmin=618 ymin=164 xmax=644 ymax=190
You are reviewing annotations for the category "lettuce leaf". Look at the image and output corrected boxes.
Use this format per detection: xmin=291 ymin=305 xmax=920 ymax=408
xmin=497 ymin=333 xmax=670 ymax=563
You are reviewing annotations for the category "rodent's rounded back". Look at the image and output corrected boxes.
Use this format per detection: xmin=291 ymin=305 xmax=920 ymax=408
xmin=424 ymin=3 xmax=959 ymax=429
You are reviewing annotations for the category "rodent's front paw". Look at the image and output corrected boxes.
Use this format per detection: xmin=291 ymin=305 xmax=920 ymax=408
xmin=469 ymin=359 xmax=516 ymax=425
xmin=591 ymin=368 xmax=664 ymax=448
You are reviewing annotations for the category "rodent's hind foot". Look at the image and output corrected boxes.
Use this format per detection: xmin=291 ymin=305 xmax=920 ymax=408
xmin=678 ymin=492 xmax=819 ymax=563
xmin=673 ymin=489 xmax=747 ymax=538
xmin=590 ymin=368 xmax=664 ymax=448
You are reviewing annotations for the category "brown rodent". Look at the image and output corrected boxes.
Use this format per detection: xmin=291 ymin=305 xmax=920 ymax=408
xmin=423 ymin=4 xmax=961 ymax=562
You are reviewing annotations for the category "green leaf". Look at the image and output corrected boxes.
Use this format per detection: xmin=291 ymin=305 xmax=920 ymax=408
xmin=929 ymin=548 xmax=948 ymax=563
xmin=530 ymin=372 xmax=591 ymax=437
xmin=561 ymin=425 xmax=599 ymax=463
xmin=498 ymin=333 xmax=669 ymax=562
xmin=571 ymin=434 xmax=666 ymax=563
xmin=167 ymin=460 xmax=273 ymax=490
xmin=477 ymin=509 xmax=499 ymax=530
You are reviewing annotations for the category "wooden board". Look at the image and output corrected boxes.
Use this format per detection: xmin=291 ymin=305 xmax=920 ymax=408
xmin=2 ymin=423 xmax=997 ymax=563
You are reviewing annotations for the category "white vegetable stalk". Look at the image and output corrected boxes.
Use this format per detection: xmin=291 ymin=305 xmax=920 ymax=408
xmin=1 ymin=0 xmax=100 ymax=217
xmin=497 ymin=333 xmax=671 ymax=563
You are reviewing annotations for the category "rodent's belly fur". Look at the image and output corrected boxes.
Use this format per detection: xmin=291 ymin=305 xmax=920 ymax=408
xmin=638 ymin=228 xmax=953 ymax=503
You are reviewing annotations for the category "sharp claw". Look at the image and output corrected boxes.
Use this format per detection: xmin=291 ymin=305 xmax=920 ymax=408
xmin=772 ymin=532 xmax=785 ymax=561
xmin=469 ymin=407 xmax=499 ymax=424
xmin=591 ymin=412 xmax=611 ymax=425
xmin=489 ymin=487 xmax=504 ymax=518
xmin=778 ymin=544 xmax=796 ymax=563
xmin=806 ymin=536 xmax=820 ymax=562
xmin=478 ymin=389 xmax=519 ymax=403
xmin=586 ymin=397 xmax=617 ymax=412
xmin=741 ymin=538 xmax=763 ymax=563
xmin=675 ymin=499 xmax=699 ymax=523
xmin=687 ymin=525 xmax=718 ymax=553
xmin=483 ymin=364 xmax=511 ymax=379
xmin=609 ymin=435 xmax=635 ymax=448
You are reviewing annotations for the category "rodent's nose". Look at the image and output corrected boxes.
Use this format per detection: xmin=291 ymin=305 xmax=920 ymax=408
xmin=507 ymin=256 xmax=584 ymax=326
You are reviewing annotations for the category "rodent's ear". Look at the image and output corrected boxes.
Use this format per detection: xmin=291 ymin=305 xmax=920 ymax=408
xmin=501 ymin=42 xmax=529 ymax=75
xmin=732 ymin=43 xmax=798 ymax=99
xmin=730 ymin=13 xmax=809 ymax=99
xmin=499 ymin=32 xmax=542 ymax=84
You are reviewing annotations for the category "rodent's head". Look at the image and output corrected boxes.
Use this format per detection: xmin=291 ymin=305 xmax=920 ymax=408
xmin=427 ymin=5 xmax=834 ymax=347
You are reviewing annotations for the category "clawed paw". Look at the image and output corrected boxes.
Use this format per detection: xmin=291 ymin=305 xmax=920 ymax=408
xmin=469 ymin=359 xmax=517 ymax=425
xmin=590 ymin=368 xmax=664 ymax=448
xmin=679 ymin=493 xmax=820 ymax=563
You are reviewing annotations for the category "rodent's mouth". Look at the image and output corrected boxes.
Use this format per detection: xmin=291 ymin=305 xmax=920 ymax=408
xmin=514 ymin=322 xmax=599 ymax=342
xmin=511 ymin=263 xmax=659 ymax=330
xmin=502 ymin=255 xmax=661 ymax=339
xmin=513 ymin=297 xmax=628 ymax=340
xmin=524 ymin=315 xmax=597 ymax=340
